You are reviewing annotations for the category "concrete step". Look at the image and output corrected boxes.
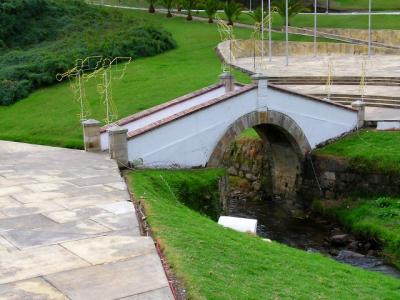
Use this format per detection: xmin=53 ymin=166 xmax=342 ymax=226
xmin=310 ymin=93 xmax=400 ymax=109
xmin=269 ymin=76 xmax=400 ymax=86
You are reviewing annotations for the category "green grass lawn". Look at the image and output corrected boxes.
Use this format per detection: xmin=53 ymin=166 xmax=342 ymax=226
xmin=322 ymin=0 xmax=400 ymax=11
xmin=320 ymin=196 xmax=400 ymax=268
xmin=95 ymin=0 xmax=400 ymax=12
xmin=127 ymin=168 xmax=400 ymax=299
xmin=0 ymin=8 xmax=321 ymax=149
xmin=315 ymin=130 xmax=400 ymax=173
xmin=194 ymin=11 xmax=400 ymax=30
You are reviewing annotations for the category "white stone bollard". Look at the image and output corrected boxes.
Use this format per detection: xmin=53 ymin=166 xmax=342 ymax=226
xmin=219 ymin=72 xmax=235 ymax=93
xmin=351 ymin=100 xmax=366 ymax=128
xmin=82 ymin=119 xmax=101 ymax=152
xmin=108 ymin=126 xmax=129 ymax=169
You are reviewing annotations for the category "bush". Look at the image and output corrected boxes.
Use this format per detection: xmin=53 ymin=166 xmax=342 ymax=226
xmin=0 ymin=0 xmax=176 ymax=105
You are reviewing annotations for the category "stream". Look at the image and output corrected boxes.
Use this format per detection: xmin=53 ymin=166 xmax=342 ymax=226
xmin=227 ymin=193 xmax=400 ymax=279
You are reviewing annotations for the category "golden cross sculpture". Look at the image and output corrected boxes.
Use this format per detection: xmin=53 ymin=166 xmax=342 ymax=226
xmin=56 ymin=56 xmax=103 ymax=120
xmin=84 ymin=57 xmax=132 ymax=124
xmin=251 ymin=9 xmax=276 ymax=72
xmin=359 ymin=59 xmax=368 ymax=102
xmin=216 ymin=15 xmax=237 ymax=73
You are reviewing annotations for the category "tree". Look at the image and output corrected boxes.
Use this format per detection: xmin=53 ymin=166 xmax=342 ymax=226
xmin=248 ymin=6 xmax=263 ymax=24
xmin=205 ymin=0 xmax=219 ymax=23
xmin=148 ymin=0 xmax=157 ymax=13
xmin=272 ymin=0 xmax=305 ymax=26
xmin=184 ymin=0 xmax=198 ymax=21
xmin=176 ymin=0 xmax=183 ymax=11
xmin=162 ymin=0 xmax=174 ymax=17
xmin=224 ymin=0 xmax=242 ymax=26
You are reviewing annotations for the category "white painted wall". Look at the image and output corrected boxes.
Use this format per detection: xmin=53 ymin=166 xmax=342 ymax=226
xmin=100 ymin=85 xmax=241 ymax=150
xmin=126 ymin=79 xmax=358 ymax=167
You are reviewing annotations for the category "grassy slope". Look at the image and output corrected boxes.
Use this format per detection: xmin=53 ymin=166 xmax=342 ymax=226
xmin=0 ymin=8 xmax=320 ymax=148
xmin=322 ymin=197 xmax=400 ymax=268
xmin=127 ymin=169 xmax=400 ymax=300
xmin=315 ymin=130 xmax=400 ymax=173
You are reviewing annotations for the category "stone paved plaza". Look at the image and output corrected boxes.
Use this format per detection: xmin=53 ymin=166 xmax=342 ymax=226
xmin=0 ymin=141 xmax=173 ymax=299
xmin=235 ymin=55 xmax=400 ymax=77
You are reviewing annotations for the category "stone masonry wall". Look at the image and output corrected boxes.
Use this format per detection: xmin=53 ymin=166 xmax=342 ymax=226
xmin=302 ymin=154 xmax=400 ymax=200
xmin=221 ymin=137 xmax=271 ymax=199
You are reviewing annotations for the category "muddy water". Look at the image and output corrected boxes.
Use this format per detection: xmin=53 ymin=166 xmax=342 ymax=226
xmin=227 ymin=194 xmax=400 ymax=278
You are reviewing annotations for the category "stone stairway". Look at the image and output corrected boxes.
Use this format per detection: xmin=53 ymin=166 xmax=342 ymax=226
xmin=268 ymin=76 xmax=400 ymax=86
xmin=311 ymin=94 xmax=400 ymax=109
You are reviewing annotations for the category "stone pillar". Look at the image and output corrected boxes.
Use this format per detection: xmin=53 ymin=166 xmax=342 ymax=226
xmin=108 ymin=126 xmax=129 ymax=169
xmin=219 ymin=72 xmax=235 ymax=93
xmin=351 ymin=100 xmax=366 ymax=128
xmin=82 ymin=119 xmax=101 ymax=152
xmin=252 ymin=74 xmax=269 ymax=108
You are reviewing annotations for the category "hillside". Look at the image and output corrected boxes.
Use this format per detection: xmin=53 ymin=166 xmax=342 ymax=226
xmin=0 ymin=0 xmax=176 ymax=105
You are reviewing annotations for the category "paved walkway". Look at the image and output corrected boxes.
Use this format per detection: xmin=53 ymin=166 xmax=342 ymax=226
xmin=235 ymin=55 xmax=400 ymax=78
xmin=0 ymin=141 xmax=173 ymax=300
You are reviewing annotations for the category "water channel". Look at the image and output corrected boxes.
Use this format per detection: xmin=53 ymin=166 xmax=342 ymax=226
xmin=227 ymin=193 xmax=400 ymax=279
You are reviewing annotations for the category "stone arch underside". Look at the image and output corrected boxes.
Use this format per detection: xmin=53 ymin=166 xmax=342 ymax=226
xmin=207 ymin=110 xmax=312 ymax=205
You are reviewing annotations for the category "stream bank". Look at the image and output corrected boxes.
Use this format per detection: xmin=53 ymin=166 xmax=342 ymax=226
xmin=221 ymin=135 xmax=400 ymax=278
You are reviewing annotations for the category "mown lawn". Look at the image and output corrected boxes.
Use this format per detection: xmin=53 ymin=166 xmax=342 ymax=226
xmin=97 ymin=0 xmax=400 ymax=12
xmin=316 ymin=130 xmax=400 ymax=173
xmin=191 ymin=11 xmax=400 ymax=30
xmin=0 ymin=8 xmax=320 ymax=149
xmin=321 ymin=196 xmax=400 ymax=268
xmin=322 ymin=0 xmax=400 ymax=11
xmin=127 ymin=169 xmax=400 ymax=299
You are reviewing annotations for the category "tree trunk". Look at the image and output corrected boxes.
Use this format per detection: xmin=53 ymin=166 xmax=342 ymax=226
xmin=227 ymin=19 xmax=233 ymax=26
xmin=167 ymin=9 xmax=172 ymax=17
xmin=149 ymin=4 xmax=155 ymax=13
xmin=208 ymin=17 xmax=213 ymax=23
xmin=187 ymin=11 xmax=193 ymax=21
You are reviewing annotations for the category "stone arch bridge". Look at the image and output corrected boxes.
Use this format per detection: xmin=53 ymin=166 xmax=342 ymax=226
xmin=84 ymin=74 xmax=360 ymax=190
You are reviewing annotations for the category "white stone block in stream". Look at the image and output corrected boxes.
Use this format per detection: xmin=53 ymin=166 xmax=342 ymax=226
xmin=218 ymin=216 xmax=257 ymax=234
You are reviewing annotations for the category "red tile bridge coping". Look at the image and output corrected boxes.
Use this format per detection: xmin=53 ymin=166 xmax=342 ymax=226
xmin=100 ymin=83 xmax=226 ymax=133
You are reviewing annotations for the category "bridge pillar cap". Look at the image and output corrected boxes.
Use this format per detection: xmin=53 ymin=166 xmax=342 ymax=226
xmin=251 ymin=73 xmax=269 ymax=80
xmin=351 ymin=100 xmax=366 ymax=108
xmin=219 ymin=72 xmax=234 ymax=79
xmin=108 ymin=125 xmax=128 ymax=135
xmin=82 ymin=119 xmax=101 ymax=127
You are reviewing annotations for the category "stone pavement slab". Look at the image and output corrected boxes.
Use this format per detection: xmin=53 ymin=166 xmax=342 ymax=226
xmin=121 ymin=287 xmax=174 ymax=300
xmin=91 ymin=212 xmax=140 ymax=231
xmin=45 ymin=254 xmax=170 ymax=300
xmin=2 ymin=219 xmax=111 ymax=248
xmin=61 ymin=233 xmax=155 ymax=265
xmin=43 ymin=206 xmax=110 ymax=223
xmin=0 ymin=214 xmax=56 ymax=232
xmin=0 ymin=245 xmax=89 ymax=284
xmin=0 ymin=140 xmax=172 ymax=299
xmin=0 ymin=277 xmax=68 ymax=300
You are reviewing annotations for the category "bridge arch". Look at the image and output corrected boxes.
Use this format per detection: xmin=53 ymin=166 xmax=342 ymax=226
xmin=207 ymin=110 xmax=312 ymax=202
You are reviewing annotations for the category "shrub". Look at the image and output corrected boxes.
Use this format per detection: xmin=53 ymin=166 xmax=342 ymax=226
xmin=0 ymin=0 xmax=176 ymax=105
